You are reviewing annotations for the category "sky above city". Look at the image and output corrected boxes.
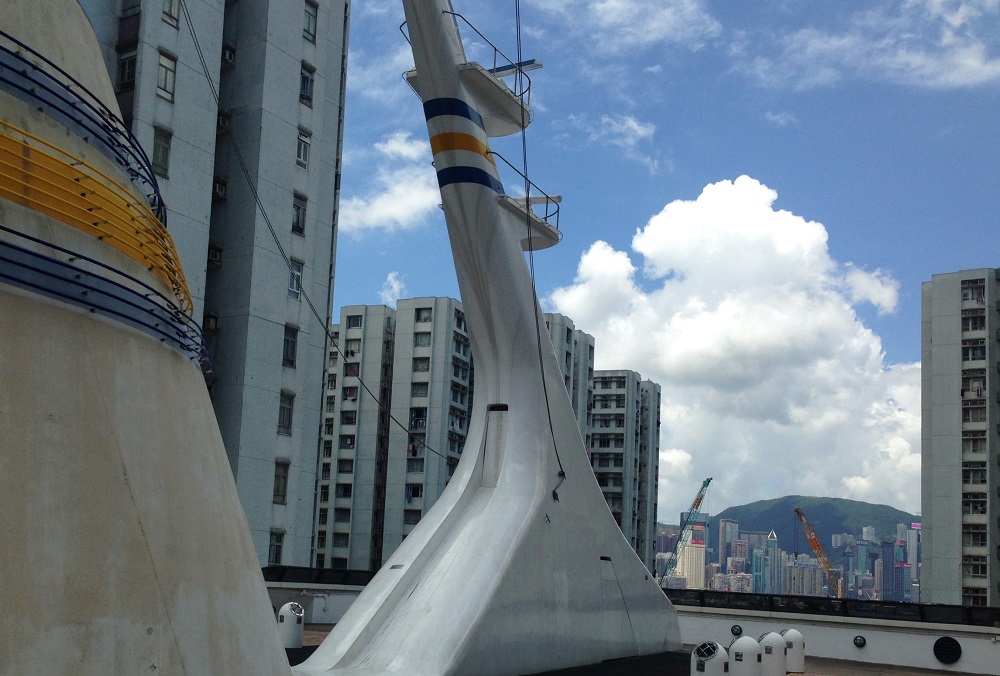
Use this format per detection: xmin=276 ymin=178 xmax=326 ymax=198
xmin=334 ymin=0 xmax=1000 ymax=524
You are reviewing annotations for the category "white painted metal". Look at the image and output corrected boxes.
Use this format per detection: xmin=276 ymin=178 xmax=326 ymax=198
xmin=759 ymin=632 xmax=789 ymax=676
xmin=780 ymin=628 xmax=805 ymax=673
xmin=690 ymin=642 xmax=729 ymax=676
xmin=278 ymin=603 xmax=306 ymax=649
xmin=293 ymin=1 xmax=680 ymax=673
xmin=728 ymin=636 xmax=762 ymax=676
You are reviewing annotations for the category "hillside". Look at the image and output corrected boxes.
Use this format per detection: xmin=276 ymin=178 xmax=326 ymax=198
xmin=659 ymin=495 xmax=918 ymax=562
xmin=710 ymin=496 xmax=917 ymax=560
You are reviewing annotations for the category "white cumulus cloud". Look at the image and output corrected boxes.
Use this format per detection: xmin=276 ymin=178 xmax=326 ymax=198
xmin=548 ymin=176 xmax=921 ymax=521
xmin=379 ymin=271 xmax=407 ymax=307
xmin=339 ymin=131 xmax=439 ymax=234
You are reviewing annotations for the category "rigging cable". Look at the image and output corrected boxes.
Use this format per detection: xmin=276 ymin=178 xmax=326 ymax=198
xmin=513 ymin=0 xmax=566 ymax=499
xmin=178 ymin=0 xmax=452 ymax=465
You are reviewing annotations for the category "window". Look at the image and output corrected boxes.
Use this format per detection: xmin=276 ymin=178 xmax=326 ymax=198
xmin=344 ymin=338 xmax=361 ymax=354
xmin=331 ymin=557 xmax=347 ymax=569
xmin=339 ymin=434 xmax=355 ymax=449
xmin=333 ymin=533 xmax=349 ymax=548
xmin=962 ymin=309 xmax=986 ymax=332
xmin=963 ymin=587 xmax=987 ymax=606
xmin=963 ymin=431 xmax=987 ymax=454
xmin=962 ymin=493 xmax=988 ymax=515
xmin=346 ymin=315 xmax=362 ymax=329
xmin=156 ymin=52 xmax=177 ymax=101
xmin=407 ymin=457 xmax=424 ymax=473
xmin=152 ymin=127 xmax=171 ymax=177
xmin=116 ymin=49 xmax=137 ymax=91
xmin=292 ymin=194 xmax=307 ymax=235
xmin=304 ymin=1 xmax=318 ymax=42
xmin=319 ymin=485 xmax=329 ymax=502
xmin=325 ymin=395 xmax=336 ymax=413
xmin=411 ymin=382 xmax=428 ymax=398
xmin=335 ymin=483 xmax=352 ymax=498
xmin=410 ymin=407 xmax=426 ymax=429
xmin=962 ymin=339 xmax=987 ymax=362
xmin=318 ymin=508 xmax=328 ymax=525
xmin=415 ymin=307 xmax=432 ymax=322
xmin=288 ymin=260 xmax=303 ymax=299
xmin=315 ymin=553 xmax=325 ymax=568
xmin=300 ymin=64 xmax=315 ymax=104
xmin=962 ymin=369 xmax=988 ymax=396
xmin=344 ymin=362 xmax=359 ymax=377
xmin=340 ymin=410 xmax=356 ymax=425
xmin=277 ymin=391 xmax=294 ymax=435
xmin=404 ymin=509 xmax=422 ymax=525
xmin=326 ymin=373 xmax=337 ymax=390
xmin=283 ymin=325 xmax=298 ymax=367
xmin=413 ymin=357 xmax=429 ymax=372
xmin=337 ymin=458 xmax=354 ymax=474
xmin=322 ymin=439 xmax=333 ymax=457
xmin=961 ymin=279 xmax=986 ymax=302
xmin=414 ymin=332 xmax=431 ymax=347
xmin=296 ymin=129 xmax=311 ymax=167
xmin=323 ymin=419 xmax=334 ymax=435
xmin=342 ymin=385 xmax=359 ymax=399
xmin=454 ymin=309 xmax=466 ymax=332
xmin=268 ymin=531 xmax=284 ymax=564
xmin=406 ymin=483 xmax=423 ymax=500
xmin=316 ymin=531 xmax=326 ymax=549
xmin=962 ymin=556 xmax=986 ymax=577
xmin=320 ymin=464 xmax=330 ymax=480
xmin=334 ymin=508 xmax=350 ymax=523
xmin=162 ymin=0 xmax=180 ymax=25
xmin=962 ymin=462 xmax=987 ymax=484
xmin=962 ymin=523 xmax=987 ymax=547
xmin=272 ymin=460 xmax=289 ymax=504
xmin=122 ymin=0 xmax=141 ymax=16
xmin=963 ymin=401 xmax=987 ymax=423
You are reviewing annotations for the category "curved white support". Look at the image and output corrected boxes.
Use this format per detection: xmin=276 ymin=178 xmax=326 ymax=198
xmin=295 ymin=2 xmax=680 ymax=674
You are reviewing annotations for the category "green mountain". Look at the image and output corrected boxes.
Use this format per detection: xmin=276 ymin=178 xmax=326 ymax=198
xmin=703 ymin=495 xmax=918 ymax=562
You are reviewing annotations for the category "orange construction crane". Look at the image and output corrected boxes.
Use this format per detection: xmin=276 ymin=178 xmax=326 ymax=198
xmin=794 ymin=507 xmax=841 ymax=598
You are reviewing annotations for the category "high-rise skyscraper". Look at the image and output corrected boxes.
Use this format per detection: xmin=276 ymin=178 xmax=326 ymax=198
xmin=589 ymin=370 xmax=661 ymax=570
xmin=921 ymin=268 xmax=999 ymax=606
xmin=544 ymin=312 xmax=595 ymax=443
xmin=79 ymin=0 xmax=350 ymax=565
xmin=315 ymin=299 xmax=471 ymax=570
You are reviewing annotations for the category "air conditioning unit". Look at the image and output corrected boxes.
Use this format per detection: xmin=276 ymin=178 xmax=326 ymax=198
xmin=204 ymin=313 xmax=219 ymax=332
xmin=221 ymin=44 xmax=236 ymax=66
xmin=212 ymin=179 xmax=227 ymax=200
xmin=207 ymin=247 xmax=222 ymax=265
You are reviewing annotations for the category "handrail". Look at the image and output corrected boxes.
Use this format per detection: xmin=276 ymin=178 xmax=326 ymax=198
xmin=663 ymin=588 xmax=1000 ymax=628
xmin=0 ymin=225 xmax=209 ymax=370
xmin=488 ymin=150 xmax=560 ymax=231
xmin=399 ymin=11 xmax=533 ymax=104
xmin=0 ymin=120 xmax=192 ymax=315
xmin=0 ymin=29 xmax=166 ymax=224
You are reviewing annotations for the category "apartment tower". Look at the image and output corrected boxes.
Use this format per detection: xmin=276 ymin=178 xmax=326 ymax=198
xmin=921 ymin=268 xmax=999 ymax=606
xmin=80 ymin=0 xmax=350 ymax=565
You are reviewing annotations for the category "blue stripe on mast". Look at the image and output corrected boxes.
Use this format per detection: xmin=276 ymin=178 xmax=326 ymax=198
xmin=423 ymin=98 xmax=486 ymax=131
xmin=436 ymin=166 xmax=504 ymax=193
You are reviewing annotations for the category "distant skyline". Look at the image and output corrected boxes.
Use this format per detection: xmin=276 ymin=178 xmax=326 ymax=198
xmin=333 ymin=1 xmax=999 ymax=523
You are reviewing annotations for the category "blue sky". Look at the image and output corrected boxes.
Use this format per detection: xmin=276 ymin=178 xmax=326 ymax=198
xmin=334 ymin=0 xmax=999 ymax=524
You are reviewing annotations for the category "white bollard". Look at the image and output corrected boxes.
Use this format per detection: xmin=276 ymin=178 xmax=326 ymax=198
xmin=690 ymin=641 xmax=728 ymax=675
xmin=758 ymin=632 xmax=787 ymax=676
xmin=277 ymin=601 xmax=305 ymax=649
xmin=780 ymin=628 xmax=805 ymax=673
xmin=728 ymin=635 xmax=762 ymax=676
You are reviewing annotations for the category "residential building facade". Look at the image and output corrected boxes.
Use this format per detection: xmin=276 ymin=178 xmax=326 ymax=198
xmin=314 ymin=298 xmax=471 ymax=570
xmin=544 ymin=312 xmax=595 ymax=442
xmin=921 ymin=268 xmax=1000 ymax=606
xmin=80 ymin=0 xmax=350 ymax=565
